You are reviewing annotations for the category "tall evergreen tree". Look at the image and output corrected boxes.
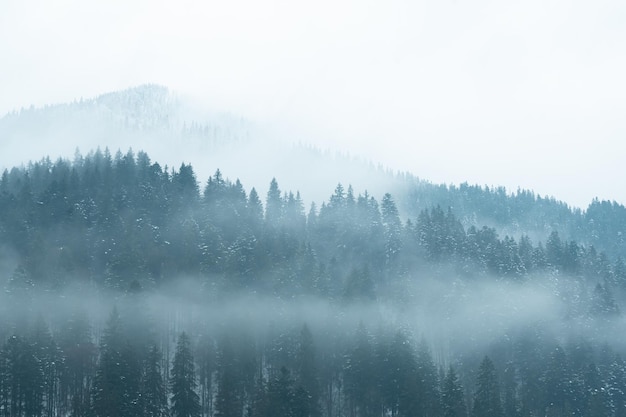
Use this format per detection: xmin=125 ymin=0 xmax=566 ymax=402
xmin=196 ymin=334 xmax=216 ymax=417
xmin=215 ymin=336 xmax=241 ymax=417
xmin=544 ymin=346 xmax=571 ymax=417
xmin=472 ymin=356 xmax=502 ymax=417
xmin=295 ymin=324 xmax=319 ymax=417
xmin=57 ymin=311 xmax=96 ymax=417
xmin=381 ymin=193 xmax=402 ymax=266
xmin=441 ymin=365 xmax=467 ymax=417
xmin=120 ymin=341 xmax=142 ymax=417
xmin=170 ymin=332 xmax=200 ymax=417
xmin=265 ymin=178 xmax=283 ymax=228
xmin=415 ymin=340 xmax=441 ymax=417
xmin=142 ymin=344 xmax=168 ymax=417
xmin=344 ymin=323 xmax=376 ymax=417
xmin=91 ymin=308 xmax=125 ymax=417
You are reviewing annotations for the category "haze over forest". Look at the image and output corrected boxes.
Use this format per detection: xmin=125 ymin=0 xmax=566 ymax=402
xmin=3 ymin=1 xmax=626 ymax=208
xmin=0 ymin=86 xmax=625 ymax=417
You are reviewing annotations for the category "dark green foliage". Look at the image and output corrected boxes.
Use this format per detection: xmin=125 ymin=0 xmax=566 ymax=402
xmin=472 ymin=356 xmax=502 ymax=417
xmin=0 ymin=312 xmax=625 ymax=417
xmin=215 ymin=336 xmax=242 ymax=417
xmin=143 ymin=344 xmax=168 ymax=417
xmin=196 ymin=334 xmax=216 ymax=417
xmin=295 ymin=325 xmax=319 ymax=417
xmin=415 ymin=340 xmax=441 ymax=417
xmin=120 ymin=342 xmax=142 ymax=417
xmin=2 ymin=149 xmax=626 ymax=417
xmin=441 ymin=366 xmax=467 ymax=417
xmin=344 ymin=324 xmax=377 ymax=417
xmin=0 ymin=335 xmax=43 ymax=417
xmin=31 ymin=316 xmax=60 ymax=417
xmin=57 ymin=311 xmax=96 ymax=417
xmin=544 ymin=346 xmax=572 ymax=416
xmin=170 ymin=332 xmax=200 ymax=417
xmin=0 ymin=149 xmax=623 ymax=312
xmin=91 ymin=309 xmax=126 ymax=417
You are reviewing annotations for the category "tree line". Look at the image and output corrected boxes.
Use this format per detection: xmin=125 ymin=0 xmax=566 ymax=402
xmin=0 ymin=149 xmax=624 ymax=318
xmin=2 ymin=304 xmax=626 ymax=417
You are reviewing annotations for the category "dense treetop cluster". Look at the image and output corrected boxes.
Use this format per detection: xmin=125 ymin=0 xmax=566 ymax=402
xmin=1 ymin=148 xmax=626 ymax=417
xmin=0 ymin=149 xmax=624 ymax=312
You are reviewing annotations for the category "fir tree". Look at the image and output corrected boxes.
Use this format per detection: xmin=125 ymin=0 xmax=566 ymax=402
xmin=472 ymin=356 xmax=502 ymax=417
xmin=143 ymin=344 xmax=168 ymax=417
xmin=215 ymin=336 xmax=241 ymax=417
xmin=91 ymin=308 xmax=125 ymax=417
xmin=441 ymin=365 xmax=467 ymax=417
xmin=170 ymin=332 xmax=200 ymax=417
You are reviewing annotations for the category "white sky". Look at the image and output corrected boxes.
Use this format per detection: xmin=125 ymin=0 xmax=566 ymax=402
xmin=1 ymin=0 xmax=625 ymax=208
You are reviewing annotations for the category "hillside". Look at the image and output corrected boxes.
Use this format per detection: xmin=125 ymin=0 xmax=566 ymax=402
xmin=0 ymin=148 xmax=625 ymax=417
xmin=2 ymin=85 xmax=625 ymax=262
xmin=0 ymin=87 xmax=625 ymax=416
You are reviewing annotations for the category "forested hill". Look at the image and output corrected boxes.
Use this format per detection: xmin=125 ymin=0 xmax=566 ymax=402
xmin=2 ymin=85 xmax=625 ymax=264
xmin=1 ymin=149 xmax=624 ymax=312
xmin=396 ymin=177 xmax=626 ymax=262
xmin=3 ymin=149 xmax=626 ymax=417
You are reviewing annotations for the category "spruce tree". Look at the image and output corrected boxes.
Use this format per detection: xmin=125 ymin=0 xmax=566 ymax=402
xmin=441 ymin=366 xmax=467 ymax=417
xmin=415 ymin=340 xmax=441 ymax=417
xmin=170 ymin=332 xmax=200 ymax=417
xmin=215 ymin=335 xmax=241 ymax=417
xmin=295 ymin=324 xmax=319 ymax=417
xmin=91 ymin=308 xmax=125 ymax=417
xmin=143 ymin=344 xmax=168 ymax=417
xmin=344 ymin=323 xmax=376 ymax=417
xmin=472 ymin=356 xmax=503 ymax=417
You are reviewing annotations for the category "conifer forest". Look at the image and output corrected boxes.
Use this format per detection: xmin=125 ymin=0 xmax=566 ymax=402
xmin=1 ymin=148 xmax=626 ymax=417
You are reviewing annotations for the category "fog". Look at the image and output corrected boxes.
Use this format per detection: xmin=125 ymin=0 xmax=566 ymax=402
xmin=2 ymin=0 xmax=626 ymax=208
xmin=0 ymin=85 xmax=406 ymax=210
xmin=1 ymin=2 xmax=626 ymax=413
xmin=1 ymin=265 xmax=621 ymax=364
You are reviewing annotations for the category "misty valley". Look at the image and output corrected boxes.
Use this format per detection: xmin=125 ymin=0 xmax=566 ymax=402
xmin=1 ymin=147 xmax=626 ymax=417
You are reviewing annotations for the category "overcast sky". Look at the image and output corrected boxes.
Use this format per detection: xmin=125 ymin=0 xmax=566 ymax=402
xmin=1 ymin=0 xmax=625 ymax=208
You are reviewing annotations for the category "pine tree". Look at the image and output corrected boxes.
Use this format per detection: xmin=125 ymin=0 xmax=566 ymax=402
xmin=295 ymin=324 xmax=319 ymax=417
xmin=441 ymin=365 xmax=467 ymax=417
xmin=344 ymin=323 xmax=376 ymax=417
xmin=215 ymin=336 xmax=241 ymax=417
xmin=1 ymin=334 xmax=44 ymax=417
xmin=472 ymin=356 xmax=502 ymax=417
xmin=170 ymin=332 xmax=200 ymax=417
xmin=196 ymin=334 xmax=216 ymax=417
xmin=91 ymin=308 xmax=125 ymax=417
xmin=381 ymin=193 xmax=402 ymax=266
xmin=544 ymin=346 xmax=570 ymax=416
xmin=265 ymin=178 xmax=283 ymax=227
xmin=142 ymin=344 xmax=168 ymax=417
xmin=247 ymin=187 xmax=264 ymax=230
xmin=120 ymin=341 xmax=142 ymax=417
xmin=415 ymin=340 xmax=441 ymax=417
xmin=31 ymin=316 xmax=60 ymax=417
xmin=57 ymin=310 xmax=96 ymax=417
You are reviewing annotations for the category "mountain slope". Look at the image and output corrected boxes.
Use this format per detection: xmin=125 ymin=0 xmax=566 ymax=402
xmin=1 ymin=85 xmax=625 ymax=260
